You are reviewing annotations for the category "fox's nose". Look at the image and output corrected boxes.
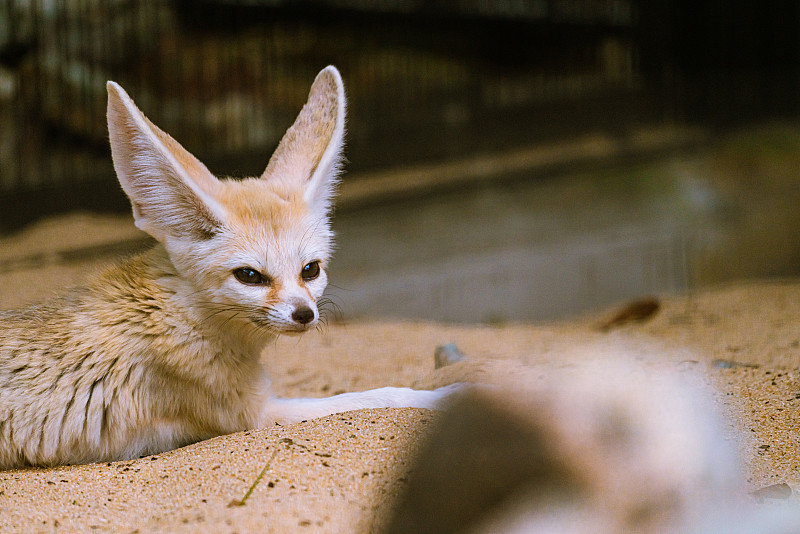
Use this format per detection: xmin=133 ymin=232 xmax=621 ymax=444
xmin=291 ymin=306 xmax=315 ymax=325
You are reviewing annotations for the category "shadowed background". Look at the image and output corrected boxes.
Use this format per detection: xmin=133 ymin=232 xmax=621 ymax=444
xmin=1 ymin=0 xmax=799 ymax=322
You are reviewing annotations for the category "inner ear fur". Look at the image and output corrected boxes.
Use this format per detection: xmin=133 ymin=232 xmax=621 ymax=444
xmin=106 ymin=81 xmax=227 ymax=241
xmin=261 ymin=66 xmax=346 ymax=215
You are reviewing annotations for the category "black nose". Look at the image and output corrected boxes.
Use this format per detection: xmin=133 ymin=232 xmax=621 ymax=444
xmin=292 ymin=306 xmax=315 ymax=325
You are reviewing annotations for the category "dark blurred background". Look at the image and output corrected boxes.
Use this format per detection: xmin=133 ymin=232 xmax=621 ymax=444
xmin=1 ymin=0 xmax=800 ymax=322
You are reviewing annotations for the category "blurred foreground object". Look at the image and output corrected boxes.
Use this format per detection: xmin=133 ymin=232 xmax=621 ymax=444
xmin=381 ymin=359 xmax=800 ymax=534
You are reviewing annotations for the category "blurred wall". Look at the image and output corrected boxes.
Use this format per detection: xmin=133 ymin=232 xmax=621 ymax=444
xmin=3 ymin=0 xmax=645 ymax=228
xmin=2 ymin=1 xmax=799 ymax=322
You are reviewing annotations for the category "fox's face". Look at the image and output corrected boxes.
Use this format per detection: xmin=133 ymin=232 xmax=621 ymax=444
xmin=162 ymin=178 xmax=334 ymax=335
xmin=106 ymin=67 xmax=345 ymax=336
xmin=204 ymin=180 xmax=333 ymax=333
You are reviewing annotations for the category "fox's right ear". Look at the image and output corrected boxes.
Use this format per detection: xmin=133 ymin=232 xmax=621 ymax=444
xmin=106 ymin=81 xmax=227 ymax=242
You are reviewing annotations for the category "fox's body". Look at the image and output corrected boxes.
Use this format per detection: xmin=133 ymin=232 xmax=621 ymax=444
xmin=0 ymin=247 xmax=265 ymax=467
xmin=0 ymin=66 xmax=451 ymax=469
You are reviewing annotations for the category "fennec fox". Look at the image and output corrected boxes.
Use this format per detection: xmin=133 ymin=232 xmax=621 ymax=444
xmin=0 ymin=66 xmax=454 ymax=469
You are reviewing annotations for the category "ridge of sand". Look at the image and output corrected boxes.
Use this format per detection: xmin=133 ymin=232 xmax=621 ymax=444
xmin=2 ymin=280 xmax=800 ymax=532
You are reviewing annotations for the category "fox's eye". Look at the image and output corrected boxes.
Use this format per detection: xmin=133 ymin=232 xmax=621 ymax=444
xmin=233 ymin=267 xmax=266 ymax=285
xmin=301 ymin=261 xmax=321 ymax=281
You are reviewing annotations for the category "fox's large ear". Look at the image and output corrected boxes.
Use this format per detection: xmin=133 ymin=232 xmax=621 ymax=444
xmin=261 ymin=66 xmax=346 ymax=215
xmin=107 ymin=81 xmax=227 ymax=242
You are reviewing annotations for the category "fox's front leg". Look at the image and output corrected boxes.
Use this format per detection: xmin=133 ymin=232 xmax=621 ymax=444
xmin=262 ymin=384 xmax=463 ymax=425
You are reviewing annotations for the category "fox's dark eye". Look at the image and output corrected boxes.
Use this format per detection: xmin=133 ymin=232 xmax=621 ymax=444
xmin=301 ymin=261 xmax=321 ymax=281
xmin=233 ymin=267 xmax=266 ymax=285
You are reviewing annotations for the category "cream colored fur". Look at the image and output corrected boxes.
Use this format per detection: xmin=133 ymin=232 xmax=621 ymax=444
xmin=0 ymin=66 xmax=454 ymax=469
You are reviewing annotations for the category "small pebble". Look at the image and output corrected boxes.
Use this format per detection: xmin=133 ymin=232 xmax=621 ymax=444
xmin=712 ymin=359 xmax=760 ymax=369
xmin=435 ymin=343 xmax=466 ymax=369
xmin=597 ymin=297 xmax=660 ymax=332
xmin=750 ymin=482 xmax=793 ymax=500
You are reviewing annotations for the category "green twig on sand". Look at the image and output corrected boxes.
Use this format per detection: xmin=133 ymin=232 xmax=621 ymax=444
xmin=229 ymin=449 xmax=278 ymax=507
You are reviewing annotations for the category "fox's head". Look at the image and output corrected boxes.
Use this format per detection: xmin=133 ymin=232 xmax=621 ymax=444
xmin=106 ymin=66 xmax=345 ymax=339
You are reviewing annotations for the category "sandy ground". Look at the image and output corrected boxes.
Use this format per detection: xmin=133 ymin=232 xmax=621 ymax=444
xmin=1 ymin=214 xmax=800 ymax=532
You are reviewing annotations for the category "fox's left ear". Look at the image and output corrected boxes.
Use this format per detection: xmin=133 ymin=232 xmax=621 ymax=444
xmin=261 ymin=66 xmax=346 ymax=216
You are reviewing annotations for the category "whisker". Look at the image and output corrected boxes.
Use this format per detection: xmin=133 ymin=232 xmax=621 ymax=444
xmin=190 ymin=300 xmax=288 ymax=338
xmin=317 ymin=296 xmax=344 ymax=325
xmin=297 ymin=218 xmax=329 ymax=264
xmin=325 ymin=283 xmax=351 ymax=293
